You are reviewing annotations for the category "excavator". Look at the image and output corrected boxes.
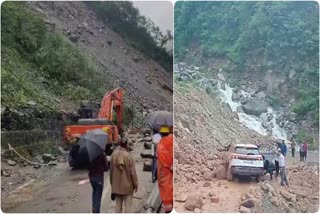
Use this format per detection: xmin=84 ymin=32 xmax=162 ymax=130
xmin=63 ymin=88 xmax=124 ymax=167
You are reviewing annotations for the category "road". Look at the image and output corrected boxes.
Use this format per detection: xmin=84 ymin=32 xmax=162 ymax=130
xmin=2 ymin=141 xmax=154 ymax=213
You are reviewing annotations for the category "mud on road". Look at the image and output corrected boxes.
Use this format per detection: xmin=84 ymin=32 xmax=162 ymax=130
xmin=2 ymin=131 xmax=155 ymax=213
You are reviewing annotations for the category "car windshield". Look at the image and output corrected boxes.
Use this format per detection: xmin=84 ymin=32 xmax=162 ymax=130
xmin=235 ymin=147 xmax=260 ymax=155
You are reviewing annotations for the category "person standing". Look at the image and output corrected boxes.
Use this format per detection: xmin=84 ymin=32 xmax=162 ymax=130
xmin=152 ymin=129 xmax=161 ymax=183
xmin=274 ymin=148 xmax=280 ymax=178
xmin=110 ymin=138 xmax=138 ymax=213
xmin=88 ymin=152 xmax=108 ymax=213
xmin=281 ymin=140 xmax=287 ymax=156
xmin=303 ymin=141 xmax=308 ymax=161
xmin=299 ymin=143 xmax=305 ymax=161
xmin=157 ymin=126 xmax=173 ymax=213
xmin=277 ymin=150 xmax=289 ymax=186
xmin=291 ymin=139 xmax=296 ymax=158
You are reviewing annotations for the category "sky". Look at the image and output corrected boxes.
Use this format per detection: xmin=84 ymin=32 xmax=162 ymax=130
xmin=132 ymin=1 xmax=173 ymax=33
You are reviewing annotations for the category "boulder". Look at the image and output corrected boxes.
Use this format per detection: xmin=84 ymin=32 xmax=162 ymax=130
xmin=175 ymin=194 xmax=187 ymax=202
xmin=203 ymin=169 xmax=214 ymax=181
xmin=256 ymin=91 xmax=266 ymax=99
xmin=1 ymin=169 xmax=11 ymax=177
xmin=222 ymin=102 xmax=232 ymax=113
xmin=280 ymin=190 xmax=292 ymax=201
xmin=260 ymin=182 xmax=269 ymax=192
xmin=140 ymin=151 xmax=153 ymax=159
xmin=240 ymin=198 xmax=259 ymax=208
xmin=144 ymin=142 xmax=152 ymax=149
xmin=239 ymin=206 xmax=251 ymax=213
xmin=211 ymin=197 xmax=219 ymax=203
xmin=203 ymin=182 xmax=211 ymax=187
xmin=242 ymin=100 xmax=268 ymax=116
xmin=217 ymin=73 xmax=226 ymax=82
xmin=214 ymin=165 xmax=227 ymax=179
xmin=194 ymin=208 xmax=201 ymax=213
xmin=48 ymin=161 xmax=58 ymax=166
xmin=42 ymin=154 xmax=55 ymax=163
xmin=7 ymin=159 xmax=17 ymax=166
xmin=232 ymin=93 xmax=240 ymax=101
xmin=143 ymin=161 xmax=152 ymax=171
xmin=270 ymin=197 xmax=279 ymax=206
xmin=184 ymin=194 xmax=203 ymax=211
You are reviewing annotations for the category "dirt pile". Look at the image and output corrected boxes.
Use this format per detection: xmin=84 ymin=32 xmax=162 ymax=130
xmin=239 ymin=162 xmax=319 ymax=213
xmin=27 ymin=1 xmax=173 ymax=112
xmin=174 ymin=84 xmax=273 ymax=212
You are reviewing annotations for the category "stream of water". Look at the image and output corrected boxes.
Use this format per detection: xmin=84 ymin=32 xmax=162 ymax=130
xmin=217 ymin=81 xmax=288 ymax=141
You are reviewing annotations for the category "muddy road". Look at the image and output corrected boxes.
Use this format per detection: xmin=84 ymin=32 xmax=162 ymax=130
xmin=2 ymin=139 xmax=154 ymax=213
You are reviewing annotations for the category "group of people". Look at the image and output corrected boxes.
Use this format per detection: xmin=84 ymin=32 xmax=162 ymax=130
xmin=263 ymin=139 xmax=310 ymax=187
xmin=87 ymin=125 xmax=173 ymax=213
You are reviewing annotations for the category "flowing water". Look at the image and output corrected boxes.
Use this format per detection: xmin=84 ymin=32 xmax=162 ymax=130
xmin=217 ymin=81 xmax=287 ymax=141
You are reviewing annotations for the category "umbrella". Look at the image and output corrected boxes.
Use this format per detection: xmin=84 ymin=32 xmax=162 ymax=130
xmin=78 ymin=129 xmax=108 ymax=162
xmin=146 ymin=111 xmax=173 ymax=129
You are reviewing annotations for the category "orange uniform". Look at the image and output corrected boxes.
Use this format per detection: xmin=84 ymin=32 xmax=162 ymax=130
xmin=157 ymin=134 xmax=173 ymax=212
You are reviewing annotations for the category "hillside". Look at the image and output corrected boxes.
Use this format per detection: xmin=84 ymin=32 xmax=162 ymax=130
xmin=1 ymin=1 xmax=173 ymax=130
xmin=174 ymin=1 xmax=319 ymax=145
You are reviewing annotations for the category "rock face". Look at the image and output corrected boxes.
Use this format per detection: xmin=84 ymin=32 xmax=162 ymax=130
xmin=242 ymin=99 xmax=268 ymax=116
xmin=184 ymin=194 xmax=203 ymax=211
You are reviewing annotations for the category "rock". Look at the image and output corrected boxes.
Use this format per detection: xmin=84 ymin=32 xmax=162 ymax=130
xmin=203 ymin=169 xmax=213 ymax=181
xmin=144 ymin=136 xmax=152 ymax=142
xmin=217 ymin=73 xmax=226 ymax=82
xmin=280 ymin=200 xmax=290 ymax=212
xmin=194 ymin=208 xmax=201 ymax=213
xmin=132 ymin=56 xmax=142 ymax=63
xmin=175 ymin=194 xmax=187 ymax=202
xmin=289 ymin=69 xmax=296 ymax=79
xmin=1 ymin=169 xmax=11 ymax=177
xmin=184 ymin=194 xmax=203 ymax=211
xmin=222 ymin=102 xmax=232 ymax=113
xmin=33 ymin=164 xmax=41 ymax=169
xmin=280 ymin=190 xmax=292 ymax=201
xmin=143 ymin=161 xmax=152 ymax=171
xmin=232 ymin=93 xmax=240 ymax=101
xmin=140 ymin=151 xmax=153 ymax=159
xmin=48 ymin=161 xmax=58 ymax=166
xmin=7 ymin=159 xmax=17 ymax=166
xmin=42 ymin=154 xmax=55 ymax=162
xmin=239 ymin=206 xmax=251 ymax=213
xmin=260 ymin=183 xmax=269 ymax=192
xmin=256 ymin=91 xmax=266 ymax=99
xmin=214 ymin=165 xmax=227 ymax=179
xmin=211 ymin=197 xmax=219 ymax=203
xmin=27 ymin=101 xmax=36 ymax=106
xmin=203 ymin=182 xmax=211 ymax=187
xmin=240 ymin=198 xmax=258 ymax=208
xmin=242 ymin=100 xmax=268 ymax=116
xmin=245 ymin=193 xmax=255 ymax=199
xmin=270 ymin=197 xmax=279 ymax=206
xmin=144 ymin=142 xmax=152 ymax=149
xmin=69 ymin=34 xmax=80 ymax=43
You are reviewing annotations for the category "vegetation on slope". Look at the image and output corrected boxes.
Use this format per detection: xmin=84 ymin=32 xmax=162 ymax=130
xmin=1 ymin=2 xmax=107 ymax=111
xmin=85 ymin=1 xmax=173 ymax=72
xmin=175 ymin=1 xmax=319 ymax=134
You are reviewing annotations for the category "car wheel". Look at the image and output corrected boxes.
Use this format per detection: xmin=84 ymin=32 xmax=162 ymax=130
xmin=227 ymin=166 xmax=233 ymax=181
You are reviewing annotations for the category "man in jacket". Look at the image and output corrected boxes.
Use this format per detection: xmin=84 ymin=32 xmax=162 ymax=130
xmin=110 ymin=138 xmax=138 ymax=213
xmin=157 ymin=126 xmax=173 ymax=213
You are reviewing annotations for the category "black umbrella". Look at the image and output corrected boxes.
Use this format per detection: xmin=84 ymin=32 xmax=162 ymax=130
xmin=78 ymin=129 xmax=108 ymax=162
xmin=146 ymin=111 xmax=173 ymax=129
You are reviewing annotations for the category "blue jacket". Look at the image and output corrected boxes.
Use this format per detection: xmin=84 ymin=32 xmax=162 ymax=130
xmin=277 ymin=142 xmax=287 ymax=156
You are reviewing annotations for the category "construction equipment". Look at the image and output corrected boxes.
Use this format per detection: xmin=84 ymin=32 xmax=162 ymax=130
xmin=63 ymin=88 xmax=124 ymax=157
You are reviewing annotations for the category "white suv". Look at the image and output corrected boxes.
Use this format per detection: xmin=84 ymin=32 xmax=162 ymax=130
xmin=222 ymin=144 xmax=264 ymax=181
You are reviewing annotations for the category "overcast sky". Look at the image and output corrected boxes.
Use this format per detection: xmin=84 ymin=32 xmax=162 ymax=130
xmin=132 ymin=1 xmax=173 ymax=33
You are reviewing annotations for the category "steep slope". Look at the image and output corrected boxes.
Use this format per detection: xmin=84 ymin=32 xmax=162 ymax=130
xmin=28 ymin=1 xmax=172 ymax=111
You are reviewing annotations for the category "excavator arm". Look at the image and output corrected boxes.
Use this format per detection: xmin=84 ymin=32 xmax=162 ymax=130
xmin=98 ymin=88 xmax=124 ymax=135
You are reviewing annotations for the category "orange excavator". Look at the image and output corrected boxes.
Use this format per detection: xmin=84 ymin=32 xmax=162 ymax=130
xmin=63 ymin=88 xmax=124 ymax=158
